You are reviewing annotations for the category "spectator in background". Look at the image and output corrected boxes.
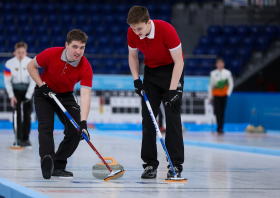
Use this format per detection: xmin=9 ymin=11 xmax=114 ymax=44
xmin=4 ymin=42 xmax=35 ymax=146
xmin=209 ymin=58 xmax=234 ymax=134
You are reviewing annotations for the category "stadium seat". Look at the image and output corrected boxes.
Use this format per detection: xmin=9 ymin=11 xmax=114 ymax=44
xmin=110 ymin=25 xmax=122 ymax=35
xmin=3 ymin=14 xmax=15 ymax=23
xmin=98 ymin=36 xmax=110 ymax=46
xmin=199 ymin=59 xmax=214 ymax=69
xmin=116 ymin=14 xmax=127 ymax=24
xmin=0 ymin=25 xmax=3 ymax=34
xmin=146 ymin=4 xmax=157 ymax=15
xmin=61 ymin=14 xmax=73 ymax=24
xmin=21 ymin=25 xmax=33 ymax=36
xmin=116 ymin=4 xmax=129 ymax=13
xmin=199 ymin=67 xmax=212 ymax=76
xmin=207 ymin=47 xmax=221 ymax=56
xmin=184 ymin=67 xmax=194 ymax=76
xmin=213 ymin=36 xmax=226 ymax=47
xmin=88 ymin=4 xmax=100 ymax=13
xmin=101 ymin=4 xmax=114 ymax=13
xmin=255 ymin=36 xmax=270 ymax=52
xmin=228 ymin=36 xmax=242 ymax=47
xmin=230 ymin=59 xmax=242 ymax=75
xmin=8 ymin=35 xmax=21 ymax=47
xmin=243 ymin=37 xmax=255 ymax=49
xmin=264 ymin=25 xmax=278 ymax=40
xmin=86 ymin=47 xmax=99 ymax=54
xmin=81 ymin=25 xmax=93 ymax=35
xmin=104 ymin=15 xmax=116 ymax=24
xmin=75 ymin=15 xmax=88 ymax=26
xmin=88 ymin=58 xmax=101 ymax=68
xmin=22 ymin=35 xmax=36 ymax=45
xmin=31 ymin=14 xmax=44 ymax=25
xmin=117 ymin=46 xmax=128 ymax=55
xmin=157 ymin=15 xmax=171 ymax=23
xmin=237 ymin=48 xmax=252 ymax=63
xmin=36 ymin=25 xmax=48 ymax=36
xmin=119 ymin=59 xmax=129 ymax=69
xmin=250 ymin=25 xmax=262 ymax=37
xmin=103 ymin=58 xmax=117 ymax=68
xmin=40 ymin=45 xmax=51 ymax=52
xmin=17 ymin=14 xmax=29 ymax=24
xmin=207 ymin=25 xmax=221 ymax=37
xmin=30 ymin=3 xmax=42 ymax=13
xmin=193 ymin=47 xmax=207 ymax=55
xmin=46 ymin=14 xmax=59 ymax=24
xmin=199 ymin=36 xmax=212 ymax=47
xmin=87 ymin=36 xmax=96 ymax=45
xmin=236 ymin=25 xmax=250 ymax=37
xmin=0 ymin=46 xmax=9 ymax=53
xmin=6 ymin=24 xmax=19 ymax=34
xmin=185 ymin=59 xmax=199 ymax=68
xmin=222 ymin=25 xmax=235 ymax=36
xmin=0 ymin=35 xmax=6 ymax=45
xmin=95 ymin=25 xmax=108 ymax=36
xmin=2 ymin=3 xmax=14 ymax=13
xmin=51 ymin=25 xmax=63 ymax=36
xmin=66 ymin=25 xmax=78 ymax=33
xmin=60 ymin=4 xmax=72 ymax=13
xmin=90 ymin=15 xmax=102 ymax=25
xmin=112 ymin=36 xmax=125 ymax=47
xmin=158 ymin=4 xmax=171 ymax=14
xmin=222 ymin=48 xmax=236 ymax=60
xmin=28 ymin=45 xmax=39 ymax=53
xmin=53 ymin=35 xmax=65 ymax=46
xmin=38 ymin=35 xmax=51 ymax=45
xmin=101 ymin=47 xmax=114 ymax=55
xmin=45 ymin=3 xmax=56 ymax=13
xmin=74 ymin=4 xmax=86 ymax=13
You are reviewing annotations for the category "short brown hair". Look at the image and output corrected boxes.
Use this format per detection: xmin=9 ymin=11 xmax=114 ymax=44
xmin=216 ymin=58 xmax=224 ymax=63
xmin=127 ymin=6 xmax=150 ymax=25
xmin=15 ymin=42 xmax=28 ymax=50
xmin=66 ymin=29 xmax=88 ymax=44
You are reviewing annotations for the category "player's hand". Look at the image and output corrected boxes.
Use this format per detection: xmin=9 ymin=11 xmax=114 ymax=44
xmin=39 ymin=84 xmax=56 ymax=99
xmin=10 ymin=97 xmax=17 ymax=108
xmin=164 ymin=90 xmax=182 ymax=114
xmin=134 ymin=79 xmax=148 ymax=97
xmin=79 ymin=120 xmax=90 ymax=140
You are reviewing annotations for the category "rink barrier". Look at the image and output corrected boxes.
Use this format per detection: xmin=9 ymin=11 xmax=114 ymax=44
xmin=0 ymin=177 xmax=48 ymax=198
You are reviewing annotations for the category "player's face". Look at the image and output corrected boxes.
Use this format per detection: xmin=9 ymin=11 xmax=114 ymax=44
xmin=65 ymin=40 xmax=86 ymax=61
xmin=216 ymin=61 xmax=225 ymax=70
xmin=130 ymin=20 xmax=151 ymax=38
xmin=13 ymin=47 xmax=27 ymax=61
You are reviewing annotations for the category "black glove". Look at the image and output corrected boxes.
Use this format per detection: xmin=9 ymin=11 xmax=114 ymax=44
xmin=79 ymin=120 xmax=90 ymax=140
xmin=39 ymin=84 xmax=56 ymax=99
xmin=134 ymin=79 xmax=148 ymax=97
xmin=164 ymin=90 xmax=182 ymax=114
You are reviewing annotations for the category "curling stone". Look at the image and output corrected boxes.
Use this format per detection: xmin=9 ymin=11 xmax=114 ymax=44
xmin=92 ymin=157 xmax=124 ymax=180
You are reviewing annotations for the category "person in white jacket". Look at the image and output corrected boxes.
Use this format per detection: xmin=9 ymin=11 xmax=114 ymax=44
xmin=208 ymin=58 xmax=234 ymax=134
xmin=4 ymin=42 xmax=35 ymax=146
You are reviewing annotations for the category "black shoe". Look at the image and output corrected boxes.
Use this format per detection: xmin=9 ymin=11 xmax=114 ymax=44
xmin=13 ymin=139 xmax=21 ymax=146
xmin=167 ymin=166 xmax=182 ymax=178
xmin=41 ymin=155 xmax=54 ymax=179
xmin=141 ymin=166 xmax=157 ymax=179
xmin=52 ymin=169 xmax=73 ymax=177
xmin=20 ymin=140 xmax=32 ymax=147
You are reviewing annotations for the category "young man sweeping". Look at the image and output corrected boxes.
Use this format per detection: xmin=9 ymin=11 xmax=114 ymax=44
xmin=127 ymin=6 xmax=185 ymax=179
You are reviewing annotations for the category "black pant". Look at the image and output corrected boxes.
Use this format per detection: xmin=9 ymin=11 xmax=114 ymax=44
xmin=34 ymin=87 xmax=81 ymax=169
xmin=141 ymin=63 xmax=185 ymax=171
xmin=13 ymin=89 xmax=33 ymax=141
xmin=213 ymin=96 xmax=228 ymax=132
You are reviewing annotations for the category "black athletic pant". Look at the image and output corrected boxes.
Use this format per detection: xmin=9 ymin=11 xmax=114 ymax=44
xmin=213 ymin=96 xmax=228 ymax=132
xmin=34 ymin=87 xmax=81 ymax=169
xmin=13 ymin=89 xmax=33 ymax=141
xmin=141 ymin=63 xmax=185 ymax=171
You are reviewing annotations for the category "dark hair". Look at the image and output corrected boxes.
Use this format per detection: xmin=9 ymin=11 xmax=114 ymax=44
xmin=216 ymin=58 xmax=224 ymax=63
xmin=15 ymin=42 xmax=28 ymax=50
xmin=127 ymin=6 xmax=150 ymax=25
xmin=66 ymin=29 xmax=88 ymax=44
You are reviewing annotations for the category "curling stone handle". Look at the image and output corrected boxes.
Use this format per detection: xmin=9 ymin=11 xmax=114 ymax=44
xmin=97 ymin=157 xmax=119 ymax=165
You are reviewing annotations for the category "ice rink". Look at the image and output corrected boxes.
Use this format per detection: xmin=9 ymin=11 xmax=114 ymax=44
xmin=1 ymin=129 xmax=280 ymax=198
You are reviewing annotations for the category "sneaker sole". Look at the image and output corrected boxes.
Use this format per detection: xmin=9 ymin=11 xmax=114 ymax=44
xmin=41 ymin=156 xmax=53 ymax=179
xmin=141 ymin=175 xmax=157 ymax=179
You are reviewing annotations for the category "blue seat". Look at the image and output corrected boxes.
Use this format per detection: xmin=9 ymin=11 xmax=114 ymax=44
xmin=32 ymin=14 xmax=44 ymax=25
xmin=17 ymin=14 xmax=29 ymax=24
xmin=157 ymin=15 xmax=171 ymax=23
xmin=146 ymin=4 xmax=157 ymax=15
xmin=199 ymin=36 xmax=212 ymax=47
xmin=250 ymin=25 xmax=262 ymax=37
xmin=101 ymin=4 xmax=114 ymax=13
xmin=66 ymin=25 xmax=79 ymax=32
xmin=40 ymin=45 xmax=51 ymax=52
xmin=88 ymin=4 xmax=100 ymax=13
xmin=207 ymin=47 xmax=221 ymax=56
xmin=38 ymin=35 xmax=51 ymax=45
xmin=123 ymin=25 xmax=129 ymax=34
xmin=237 ymin=48 xmax=252 ymax=63
xmin=27 ymin=45 xmax=38 ymax=53
xmin=116 ymin=4 xmax=129 ymax=13
xmin=21 ymin=25 xmax=33 ymax=36
xmin=213 ymin=36 xmax=226 ymax=47
xmin=90 ymin=15 xmax=102 ymax=25
xmin=30 ymin=3 xmax=42 ymax=13
xmin=22 ymin=35 xmax=36 ymax=45
xmin=264 ymin=25 xmax=278 ymax=40
xmin=236 ymin=25 xmax=250 ymax=37
xmin=8 ymin=35 xmax=21 ymax=46
xmin=86 ymin=36 xmax=96 ymax=45
xmin=223 ymin=57 xmax=231 ymax=69
xmin=86 ymin=47 xmax=99 ymax=54
xmin=46 ymin=14 xmax=59 ymax=24
xmin=88 ymin=58 xmax=101 ymax=69
xmin=158 ymin=4 xmax=171 ymax=14
xmin=243 ymin=37 xmax=255 ymax=49
xmin=74 ymin=4 xmax=85 ymax=13
xmin=112 ymin=36 xmax=125 ymax=47
xmin=193 ymin=47 xmax=206 ymax=55
xmin=207 ymin=25 xmax=221 ymax=37
xmin=185 ymin=59 xmax=199 ymax=68
xmin=98 ymin=36 xmax=110 ymax=46
xmin=222 ymin=25 xmax=235 ymax=36
xmin=104 ymin=15 xmax=116 ymax=24
xmin=103 ymin=58 xmax=117 ymax=68
xmin=51 ymin=25 xmax=63 ymax=35
xmin=95 ymin=26 xmax=108 ymax=36
xmin=116 ymin=14 xmax=127 ymax=24
xmin=101 ymin=47 xmax=114 ymax=55
xmin=228 ymin=36 xmax=242 ymax=47
xmin=53 ymin=35 xmax=65 ymax=46
xmin=0 ymin=46 xmax=9 ymax=53
xmin=230 ymin=59 xmax=242 ymax=76
xmin=2 ymin=3 xmax=14 ymax=13
xmin=0 ymin=35 xmax=6 ymax=45
xmin=199 ymin=67 xmax=212 ymax=76
xmin=110 ymin=25 xmax=122 ymax=35
xmin=45 ymin=3 xmax=56 ymax=13
xmin=76 ymin=15 xmax=88 ymax=25
xmin=199 ymin=59 xmax=214 ymax=68
xmin=17 ymin=3 xmax=28 ymax=13
xmin=36 ymin=25 xmax=48 ymax=35
xmin=0 ymin=25 xmax=3 ymax=34
xmin=60 ymin=4 xmax=72 ymax=13
xmin=81 ymin=25 xmax=93 ymax=35
xmin=255 ymin=36 xmax=270 ymax=52
xmin=7 ymin=24 xmax=19 ymax=34
xmin=119 ymin=59 xmax=129 ymax=68
xmin=222 ymin=48 xmax=236 ymax=60
xmin=61 ymin=15 xmax=73 ymax=24
xmin=3 ymin=14 xmax=15 ymax=23
xmin=117 ymin=46 xmax=128 ymax=55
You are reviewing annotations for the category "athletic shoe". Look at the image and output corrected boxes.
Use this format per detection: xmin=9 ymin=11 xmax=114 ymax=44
xmin=141 ymin=166 xmax=157 ymax=179
xmin=167 ymin=166 xmax=181 ymax=178
xmin=52 ymin=169 xmax=73 ymax=177
xmin=41 ymin=155 xmax=54 ymax=179
xmin=20 ymin=140 xmax=32 ymax=147
xmin=13 ymin=139 xmax=21 ymax=146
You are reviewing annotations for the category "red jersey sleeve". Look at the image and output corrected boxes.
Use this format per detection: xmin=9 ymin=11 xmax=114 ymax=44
xmin=163 ymin=23 xmax=181 ymax=51
xmin=127 ymin=28 xmax=137 ymax=49
xmin=35 ymin=48 xmax=53 ymax=68
xmin=80 ymin=60 xmax=93 ymax=89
